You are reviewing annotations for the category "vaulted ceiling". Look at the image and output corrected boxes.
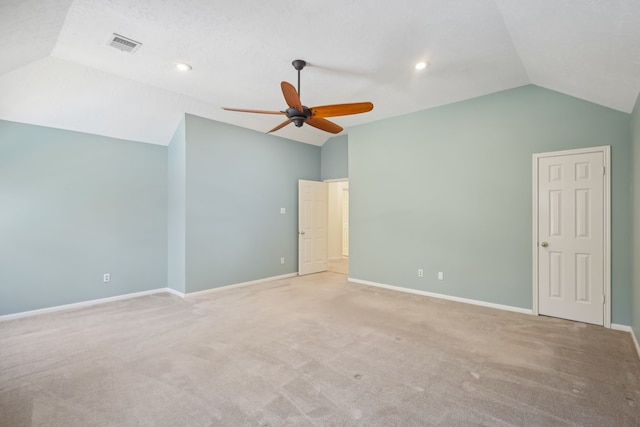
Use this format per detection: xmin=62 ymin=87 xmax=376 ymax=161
xmin=1 ymin=0 xmax=639 ymax=146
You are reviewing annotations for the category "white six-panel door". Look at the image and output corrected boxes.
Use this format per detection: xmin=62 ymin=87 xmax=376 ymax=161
xmin=298 ymin=180 xmax=328 ymax=275
xmin=534 ymin=147 xmax=609 ymax=326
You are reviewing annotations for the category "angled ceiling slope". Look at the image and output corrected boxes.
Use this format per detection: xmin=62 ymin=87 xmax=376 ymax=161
xmin=1 ymin=0 xmax=639 ymax=147
xmin=0 ymin=0 xmax=74 ymax=75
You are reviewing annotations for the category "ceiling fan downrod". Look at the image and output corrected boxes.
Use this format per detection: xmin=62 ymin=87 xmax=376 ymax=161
xmin=292 ymin=59 xmax=306 ymax=99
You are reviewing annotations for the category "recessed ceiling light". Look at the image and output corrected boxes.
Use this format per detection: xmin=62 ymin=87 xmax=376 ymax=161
xmin=415 ymin=61 xmax=428 ymax=70
xmin=176 ymin=62 xmax=192 ymax=72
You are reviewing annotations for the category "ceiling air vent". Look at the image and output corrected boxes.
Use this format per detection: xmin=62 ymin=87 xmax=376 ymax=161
xmin=107 ymin=33 xmax=142 ymax=53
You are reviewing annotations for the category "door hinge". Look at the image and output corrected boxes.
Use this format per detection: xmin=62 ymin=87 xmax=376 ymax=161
xmin=602 ymin=166 xmax=606 ymax=176
xmin=602 ymin=294 xmax=605 ymax=304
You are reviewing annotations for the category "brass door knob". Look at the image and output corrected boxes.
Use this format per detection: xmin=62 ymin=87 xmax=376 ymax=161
xmin=541 ymin=242 xmax=549 ymax=247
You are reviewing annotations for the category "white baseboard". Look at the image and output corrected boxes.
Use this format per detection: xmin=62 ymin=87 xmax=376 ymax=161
xmin=611 ymin=324 xmax=640 ymax=361
xmin=0 ymin=273 xmax=299 ymax=322
xmin=348 ymin=277 xmax=533 ymax=315
xmin=166 ymin=288 xmax=185 ymax=298
xmin=611 ymin=323 xmax=631 ymax=332
xmin=633 ymin=328 xmax=640 ymax=362
xmin=0 ymin=288 xmax=170 ymax=322
xmin=183 ymin=273 xmax=298 ymax=298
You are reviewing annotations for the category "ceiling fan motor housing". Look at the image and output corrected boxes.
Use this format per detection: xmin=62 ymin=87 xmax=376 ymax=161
xmin=286 ymin=107 xmax=311 ymax=127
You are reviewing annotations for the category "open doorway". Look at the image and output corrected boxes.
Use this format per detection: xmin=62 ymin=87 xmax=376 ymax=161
xmin=327 ymin=180 xmax=348 ymax=274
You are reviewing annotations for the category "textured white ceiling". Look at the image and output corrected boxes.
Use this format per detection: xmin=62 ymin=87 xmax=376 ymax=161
xmin=1 ymin=0 xmax=639 ymax=146
xmin=495 ymin=0 xmax=640 ymax=113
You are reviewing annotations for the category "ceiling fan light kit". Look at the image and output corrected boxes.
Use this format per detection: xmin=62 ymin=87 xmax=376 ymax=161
xmin=222 ymin=59 xmax=373 ymax=134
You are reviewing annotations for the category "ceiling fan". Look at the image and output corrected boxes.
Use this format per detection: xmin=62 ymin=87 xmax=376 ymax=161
xmin=222 ymin=60 xmax=374 ymax=134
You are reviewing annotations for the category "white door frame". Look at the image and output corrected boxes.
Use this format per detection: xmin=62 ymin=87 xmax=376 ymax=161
xmin=324 ymin=178 xmax=349 ymax=259
xmin=532 ymin=146 xmax=611 ymax=327
xmin=342 ymin=186 xmax=349 ymax=257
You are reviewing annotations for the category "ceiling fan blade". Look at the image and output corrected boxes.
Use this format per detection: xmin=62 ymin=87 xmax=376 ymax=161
xmin=222 ymin=107 xmax=284 ymax=115
xmin=281 ymin=81 xmax=303 ymax=111
xmin=267 ymin=119 xmax=292 ymax=133
xmin=310 ymin=102 xmax=374 ymax=118
xmin=306 ymin=117 xmax=343 ymax=134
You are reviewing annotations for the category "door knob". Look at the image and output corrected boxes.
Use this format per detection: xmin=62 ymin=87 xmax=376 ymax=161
xmin=541 ymin=242 xmax=549 ymax=247
xmin=299 ymin=231 xmax=305 ymax=235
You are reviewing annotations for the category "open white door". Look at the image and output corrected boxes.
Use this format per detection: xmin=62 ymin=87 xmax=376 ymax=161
xmin=533 ymin=146 xmax=610 ymax=326
xmin=298 ymin=180 xmax=328 ymax=275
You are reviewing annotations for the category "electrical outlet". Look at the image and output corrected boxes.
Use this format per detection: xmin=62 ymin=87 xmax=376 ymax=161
xmin=418 ymin=269 xmax=424 ymax=277
xmin=103 ymin=273 xmax=110 ymax=283
xmin=281 ymin=257 xmax=285 ymax=265
xmin=438 ymin=272 xmax=444 ymax=280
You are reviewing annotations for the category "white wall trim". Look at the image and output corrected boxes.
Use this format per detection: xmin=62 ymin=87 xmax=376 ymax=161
xmin=611 ymin=323 xmax=632 ymax=332
xmin=348 ymin=277 xmax=533 ymax=315
xmin=611 ymin=324 xmax=640 ymax=362
xmin=183 ymin=273 xmax=298 ymax=298
xmin=0 ymin=288 xmax=170 ymax=322
xmin=632 ymin=328 xmax=640 ymax=362
xmin=166 ymin=288 xmax=185 ymax=298
xmin=323 ymin=178 xmax=348 ymax=183
xmin=0 ymin=273 xmax=299 ymax=321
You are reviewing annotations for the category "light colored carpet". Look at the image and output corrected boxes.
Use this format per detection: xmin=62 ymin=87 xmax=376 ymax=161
xmin=1 ymin=272 xmax=639 ymax=426
xmin=327 ymin=257 xmax=348 ymax=275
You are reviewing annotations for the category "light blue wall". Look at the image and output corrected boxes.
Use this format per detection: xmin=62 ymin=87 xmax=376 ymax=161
xmin=349 ymin=85 xmax=633 ymax=325
xmin=167 ymin=118 xmax=186 ymax=293
xmin=0 ymin=120 xmax=167 ymax=315
xmin=183 ymin=115 xmax=320 ymax=293
xmin=321 ymin=135 xmax=348 ymax=180
xmin=632 ymin=92 xmax=640 ymax=337
xmin=3 ymin=86 xmax=635 ymax=326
